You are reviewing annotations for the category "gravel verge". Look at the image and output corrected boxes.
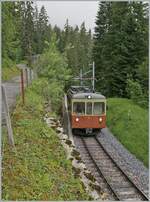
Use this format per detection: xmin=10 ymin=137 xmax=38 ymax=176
xmin=97 ymin=128 xmax=149 ymax=197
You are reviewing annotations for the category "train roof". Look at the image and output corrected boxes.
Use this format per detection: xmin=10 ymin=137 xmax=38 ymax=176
xmin=68 ymin=86 xmax=106 ymax=99
xmin=72 ymin=93 xmax=105 ymax=99
xmin=69 ymin=86 xmax=91 ymax=93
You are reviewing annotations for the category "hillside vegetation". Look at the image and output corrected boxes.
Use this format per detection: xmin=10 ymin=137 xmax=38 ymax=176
xmin=2 ymin=66 xmax=20 ymax=81
xmin=107 ymin=98 xmax=148 ymax=167
xmin=2 ymin=79 xmax=91 ymax=200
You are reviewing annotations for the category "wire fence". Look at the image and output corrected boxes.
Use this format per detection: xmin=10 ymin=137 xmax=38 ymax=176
xmin=2 ymin=67 xmax=34 ymax=149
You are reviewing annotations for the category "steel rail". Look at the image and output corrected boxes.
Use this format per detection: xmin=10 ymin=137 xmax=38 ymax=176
xmin=81 ymin=136 xmax=120 ymax=200
xmin=74 ymin=132 xmax=148 ymax=201
xmin=95 ymin=135 xmax=149 ymax=201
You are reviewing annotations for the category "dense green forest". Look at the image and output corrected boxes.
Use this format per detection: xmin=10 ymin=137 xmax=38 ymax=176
xmin=93 ymin=1 xmax=148 ymax=107
xmin=2 ymin=1 xmax=92 ymax=73
xmin=2 ymin=1 xmax=148 ymax=107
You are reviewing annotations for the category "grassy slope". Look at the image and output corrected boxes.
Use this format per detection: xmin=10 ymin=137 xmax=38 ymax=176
xmin=2 ymin=80 xmax=90 ymax=200
xmin=107 ymin=98 xmax=148 ymax=167
xmin=2 ymin=66 xmax=20 ymax=81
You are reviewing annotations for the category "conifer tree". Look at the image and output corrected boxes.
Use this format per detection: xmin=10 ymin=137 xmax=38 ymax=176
xmin=32 ymin=5 xmax=39 ymax=53
xmin=93 ymin=1 xmax=148 ymax=97
xmin=19 ymin=1 xmax=34 ymax=65
xmin=37 ymin=5 xmax=50 ymax=53
xmin=62 ymin=20 xmax=92 ymax=75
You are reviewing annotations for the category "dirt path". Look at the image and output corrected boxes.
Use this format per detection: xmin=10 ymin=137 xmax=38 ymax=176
xmin=2 ymin=64 xmax=29 ymax=123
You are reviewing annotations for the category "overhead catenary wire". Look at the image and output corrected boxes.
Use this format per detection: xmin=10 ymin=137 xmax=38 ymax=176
xmin=72 ymin=61 xmax=96 ymax=92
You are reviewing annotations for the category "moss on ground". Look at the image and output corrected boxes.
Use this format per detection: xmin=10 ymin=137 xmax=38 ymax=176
xmin=2 ymin=80 xmax=91 ymax=200
xmin=107 ymin=98 xmax=148 ymax=167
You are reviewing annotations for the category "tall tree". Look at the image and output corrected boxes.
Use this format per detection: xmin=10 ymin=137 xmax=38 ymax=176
xmin=53 ymin=25 xmax=62 ymax=51
xmin=32 ymin=5 xmax=39 ymax=53
xmin=62 ymin=20 xmax=93 ymax=75
xmin=93 ymin=1 xmax=148 ymax=97
xmin=79 ymin=22 xmax=93 ymax=72
xmin=20 ymin=1 xmax=34 ymax=65
xmin=93 ymin=2 xmax=112 ymax=95
xmin=2 ymin=2 xmax=19 ymax=64
xmin=37 ymin=5 xmax=50 ymax=53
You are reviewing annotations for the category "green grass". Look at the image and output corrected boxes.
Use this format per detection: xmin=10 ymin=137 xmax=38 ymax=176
xmin=2 ymin=66 xmax=20 ymax=81
xmin=2 ymin=80 xmax=91 ymax=200
xmin=107 ymin=98 xmax=148 ymax=167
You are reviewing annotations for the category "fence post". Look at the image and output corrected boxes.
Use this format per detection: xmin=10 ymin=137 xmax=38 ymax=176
xmin=64 ymin=94 xmax=74 ymax=142
xmin=29 ymin=69 xmax=32 ymax=83
xmin=21 ymin=69 xmax=25 ymax=105
xmin=25 ymin=68 xmax=28 ymax=87
xmin=1 ymin=85 xmax=15 ymax=146
xmin=32 ymin=70 xmax=34 ymax=80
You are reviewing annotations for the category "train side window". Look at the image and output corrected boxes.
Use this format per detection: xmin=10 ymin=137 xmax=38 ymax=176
xmin=86 ymin=102 xmax=92 ymax=115
xmin=73 ymin=102 xmax=85 ymax=115
xmin=93 ymin=102 xmax=105 ymax=115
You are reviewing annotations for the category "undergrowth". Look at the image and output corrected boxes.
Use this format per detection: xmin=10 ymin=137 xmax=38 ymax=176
xmin=2 ymin=79 xmax=91 ymax=200
xmin=2 ymin=66 xmax=20 ymax=81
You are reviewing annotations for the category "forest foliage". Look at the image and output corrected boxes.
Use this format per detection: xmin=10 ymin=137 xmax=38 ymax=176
xmin=2 ymin=1 xmax=92 ymax=72
xmin=35 ymin=35 xmax=72 ymax=113
xmin=2 ymin=1 xmax=149 ymax=107
xmin=93 ymin=1 xmax=148 ymax=106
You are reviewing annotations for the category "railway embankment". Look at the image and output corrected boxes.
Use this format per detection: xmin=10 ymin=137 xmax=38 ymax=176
xmin=73 ymin=134 xmax=149 ymax=200
xmin=2 ymin=79 xmax=92 ymax=200
xmin=107 ymin=98 xmax=148 ymax=167
xmin=97 ymin=129 xmax=149 ymax=196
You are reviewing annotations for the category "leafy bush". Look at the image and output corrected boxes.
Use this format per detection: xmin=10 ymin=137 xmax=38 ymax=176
xmin=36 ymin=35 xmax=72 ymax=82
xmin=29 ymin=78 xmax=50 ymax=99
xmin=137 ymin=57 xmax=148 ymax=95
xmin=2 ymin=57 xmax=14 ymax=68
xmin=29 ymin=78 xmax=64 ymax=113
xmin=2 ymin=65 xmax=20 ymax=81
xmin=126 ymin=79 xmax=148 ymax=108
xmin=35 ymin=34 xmax=72 ymax=113
xmin=126 ymin=79 xmax=143 ymax=100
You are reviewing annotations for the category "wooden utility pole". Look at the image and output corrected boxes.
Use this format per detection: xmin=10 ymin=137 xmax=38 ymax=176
xmin=25 ymin=68 xmax=28 ymax=87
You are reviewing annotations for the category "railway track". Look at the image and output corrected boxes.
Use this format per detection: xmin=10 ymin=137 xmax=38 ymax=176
xmin=73 ymin=134 xmax=149 ymax=201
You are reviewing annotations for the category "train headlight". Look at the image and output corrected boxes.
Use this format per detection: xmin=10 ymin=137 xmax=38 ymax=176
xmin=99 ymin=117 xmax=103 ymax=123
xmin=88 ymin=95 xmax=91 ymax=99
xmin=76 ymin=118 xmax=79 ymax=122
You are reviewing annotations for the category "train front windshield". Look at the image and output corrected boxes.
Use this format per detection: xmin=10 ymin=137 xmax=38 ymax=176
xmin=73 ymin=102 xmax=85 ymax=115
xmin=93 ymin=102 xmax=105 ymax=115
xmin=86 ymin=102 xmax=92 ymax=114
xmin=73 ymin=102 xmax=105 ymax=115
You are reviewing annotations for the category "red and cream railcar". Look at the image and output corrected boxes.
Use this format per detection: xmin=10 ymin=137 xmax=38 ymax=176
xmin=67 ymin=86 xmax=106 ymax=134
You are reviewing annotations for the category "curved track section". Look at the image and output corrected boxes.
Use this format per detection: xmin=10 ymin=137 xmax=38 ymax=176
xmin=74 ymin=134 xmax=148 ymax=201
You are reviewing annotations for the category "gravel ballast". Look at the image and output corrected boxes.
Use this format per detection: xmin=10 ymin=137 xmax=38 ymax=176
xmin=97 ymin=128 xmax=149 ymax=197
